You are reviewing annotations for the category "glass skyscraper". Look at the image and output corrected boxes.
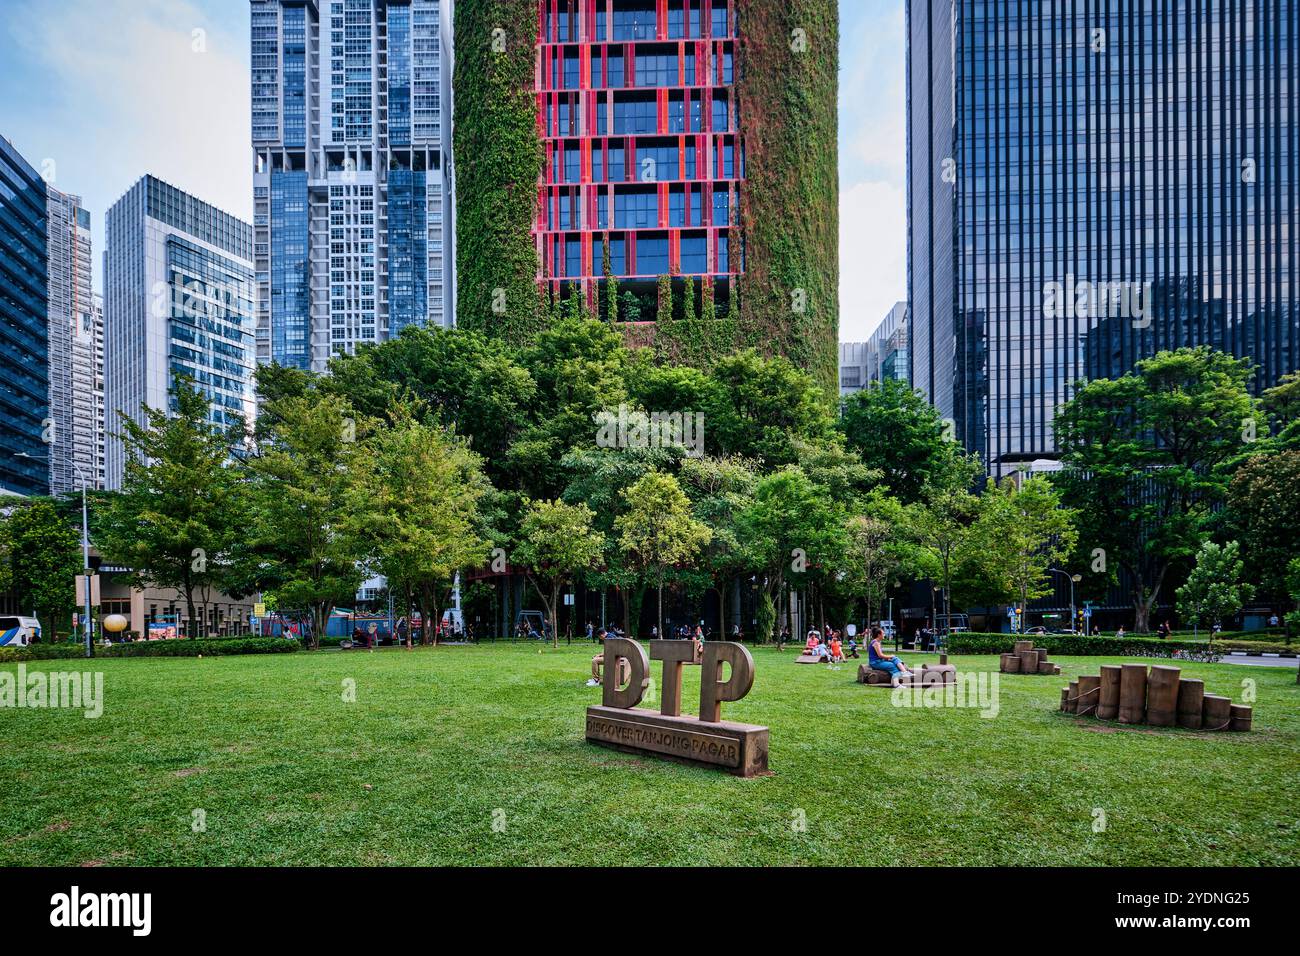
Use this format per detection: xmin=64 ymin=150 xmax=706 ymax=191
xmin=0 ymin=136 xmax=50 ymax=497
xmin=908 ymin=1 xmax=1298 ymax=476
xmin=103 ymin=176 xmax=255 ymax=490
xmin=250 ymin=0 xmax=454 ymax=372
xmin=840 ymin=302 xmax=910 ymax=398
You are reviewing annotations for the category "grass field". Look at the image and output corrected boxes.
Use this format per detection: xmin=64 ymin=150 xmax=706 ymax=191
xmin=2 ymin=644 xmax=1297 ymax=866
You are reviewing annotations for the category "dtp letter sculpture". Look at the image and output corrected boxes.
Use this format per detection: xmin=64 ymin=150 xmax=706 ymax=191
xmin=585 ymin=639 xmax=770 ymax=776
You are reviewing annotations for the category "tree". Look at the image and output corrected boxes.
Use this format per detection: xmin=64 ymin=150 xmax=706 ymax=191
xmin=510 ymin=317 xmax=629 ymax=499
xmin=1261 ymin=370 xmax=1300 ymax=449
xmin=1176 ymin=541 xmax=1254 ymax=640
xmin=702 ymin=350 xmax=835 ymax=467
xmin=679 ymin=455 xmax=759 ymax=634
xmin=841 ymin=492 xmax=920 ymax=629
xmin=1055 ymin=347 xmax=1261 ymax=632
xmin=617 ymin=472 xmax=712 ymax=642
xmin=682 ymin=274 xmax=697 ymax=323
xmin=560 ymin=444 xmax=679 ymax=636
xmin=1285 ymin=558 xmax=1300 ymax=662
xmin=1227 ymin=450 xmax=1300 ymax=598
xmin=351 ymin=403 xmax=491 ymax=647
xmin=738 ymin=466 xmax=841 ymax=638
xmin=977 ymin=475 xmax=1078 ymax=631
xmin=908 ymin=453 xmax=984 ymax=634
xmin=99 ymin=378 xmax=245 ymax=638
xmin=620 ymin=290 xmax=643 ymax=323
xmin=326 ymin=326 xmax=536 ymax=480
xmin=839 ymin=378 xmax=959 ymax=503
xmin=4 ymin=499 xmax=80 ymax=642
xmin=245 ymin=392 xmax=366 ymax=649
xmin=0 ymin=511 xmax=12 ymax=596
xmin=627 ymin=360 xmax=712 ymax=414
xmin=516 ymin=500 xmax=605 ymax=647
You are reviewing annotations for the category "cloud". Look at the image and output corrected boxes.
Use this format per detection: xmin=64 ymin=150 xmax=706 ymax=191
xmin=5 ymin=0 xmax=252 ymax=283
xmin=839 ymin=2 xmax=907 ymax=182
xmin=837 ymin=1 xmax=908 ymax=341
xmin=839 ymin=178 xmax=907 ymax=342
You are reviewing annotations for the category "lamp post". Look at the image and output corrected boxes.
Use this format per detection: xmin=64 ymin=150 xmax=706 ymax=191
xmin=1049 ymin=568 xmax=1083 ymax=634
xmin=16 ymin=452 xmax=93 ymax=657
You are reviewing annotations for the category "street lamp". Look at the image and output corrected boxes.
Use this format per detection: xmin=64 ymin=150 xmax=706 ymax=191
xmin=17 ymin=451 xmax=94 ymax=658
xmin=1049 ymin=568 xmax=1083 ymax=634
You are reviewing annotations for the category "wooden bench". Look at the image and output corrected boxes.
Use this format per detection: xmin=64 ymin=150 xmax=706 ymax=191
xmin=857 ymin=663 xmax=957 ymax=687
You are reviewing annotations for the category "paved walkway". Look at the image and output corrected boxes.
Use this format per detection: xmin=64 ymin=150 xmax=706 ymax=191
xmin=1218 ymin=654 xmax=1298 ymax=668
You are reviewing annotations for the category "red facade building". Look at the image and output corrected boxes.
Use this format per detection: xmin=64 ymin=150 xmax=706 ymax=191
xmin=536 ymin=0 xmax=741 ymax=314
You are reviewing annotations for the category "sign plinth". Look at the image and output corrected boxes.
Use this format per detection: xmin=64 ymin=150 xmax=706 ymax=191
xmin=585 ymin=639 xmax=770 ymax=776
xmin=585 ymin=706 xmax=769 ymax=776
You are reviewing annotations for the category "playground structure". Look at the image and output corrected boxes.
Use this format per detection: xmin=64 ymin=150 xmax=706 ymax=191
xmin=1062 ymin=663 xmax=1253 ymax=731
xmin=1000 ymin=640 xmax=1062 ymax=675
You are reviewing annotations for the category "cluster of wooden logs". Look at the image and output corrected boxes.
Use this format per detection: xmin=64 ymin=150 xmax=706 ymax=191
xmin=1000 ymin=640 xmax=1061 ymax=676
xmin=1061 ymin=663 xmax=1252 ymax=731
xmin=857 ymin=662 xmax=957 ymax=686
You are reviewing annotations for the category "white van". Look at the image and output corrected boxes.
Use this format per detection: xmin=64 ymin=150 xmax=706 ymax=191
xmin=0 ymin=616 xmax=41 ymax=648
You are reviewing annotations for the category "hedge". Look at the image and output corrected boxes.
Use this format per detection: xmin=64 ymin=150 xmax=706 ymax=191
xmin=943 ymin=633 xmax=1220 ymax=661
xmin=0 ymin=638 xmax=299 ymax=663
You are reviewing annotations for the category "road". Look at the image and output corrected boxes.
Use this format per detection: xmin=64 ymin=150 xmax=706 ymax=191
xmin=1218 ymin=654 xmax=1299 ymax=668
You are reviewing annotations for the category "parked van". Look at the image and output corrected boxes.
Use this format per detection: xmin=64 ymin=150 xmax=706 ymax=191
xmin=0 ymin=616 xmax=41 ymax=647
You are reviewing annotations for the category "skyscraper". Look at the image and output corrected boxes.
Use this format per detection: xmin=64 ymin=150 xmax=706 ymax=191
xmin=250 ymin=0 xmax=455 ymax=373
xmin=103 ymin=176 xmax=255 ymax=490
xmin=840 ymin=301 xmax=910 ymax=398
xmin=455 ymin=1 xmax=840 ymax=393
xmin=46 ymin=187 xmax=103 ymax=493
xmin=537 ymin=0 xmax=742 ymax=319
xmin=75 ymin=293 xmax=107 ymax=490
xmin=908 ymin=1 xmax=1298 ymax=476
xmin=0 ymin=136 xmax=50 ymax=498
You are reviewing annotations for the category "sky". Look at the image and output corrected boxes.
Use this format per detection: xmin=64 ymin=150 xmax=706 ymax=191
xmin=0 ymin=0 xmax=907 ymax=343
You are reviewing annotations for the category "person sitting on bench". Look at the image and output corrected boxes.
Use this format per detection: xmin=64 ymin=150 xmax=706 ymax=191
xmin=868 ymin=626 xmax=914 ymax=687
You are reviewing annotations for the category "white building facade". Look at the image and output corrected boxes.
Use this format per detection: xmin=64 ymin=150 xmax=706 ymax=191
xmin=840 ymin=302 xmax=909 ymax=398
xmin=46 ymin=188 xmax=104 ymax=492
xmin=250 ymin=0 xmax=455 ymax=373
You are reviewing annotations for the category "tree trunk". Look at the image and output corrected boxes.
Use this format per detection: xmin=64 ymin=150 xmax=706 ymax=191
xmin=718 ymin=577 xmax=727 ymax=637
xmin=184 ymin=581 xmax=197 ymax=640
xmin=551 ymin=582 xmax=561 ymax=648
xmin=311 ymin=602 xmax=329 ymax=650
xmin=1134 ymin=593 xmax=1154 ymax=634
xmin=417 ymin=598 xmax=432 ymax=646
xmin=657 ymin=579 xmax=664 ymax=644
xmin=404 ymin=583 xmax=414 ymax=649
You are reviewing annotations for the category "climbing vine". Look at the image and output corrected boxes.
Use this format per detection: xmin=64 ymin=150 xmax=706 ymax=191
xmin=454 ymin=0 xmax=545 ymax=347
xmin=735 ymin=0 xmax=840 ymax=398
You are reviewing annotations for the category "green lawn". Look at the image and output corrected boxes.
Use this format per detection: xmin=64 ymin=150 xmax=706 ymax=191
xmin=2 ymin=644 xmax=1297 ymax=866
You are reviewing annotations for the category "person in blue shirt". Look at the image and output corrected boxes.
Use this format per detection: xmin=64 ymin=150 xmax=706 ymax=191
xmin=868 ymin=625 xmax=914 ymax=687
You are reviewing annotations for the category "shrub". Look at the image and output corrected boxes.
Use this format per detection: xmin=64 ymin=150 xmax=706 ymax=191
xmin=944 ymin=632 xmax=1218 ymax=661
xmin=0 ymin=638 xmax=299 ymax=663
